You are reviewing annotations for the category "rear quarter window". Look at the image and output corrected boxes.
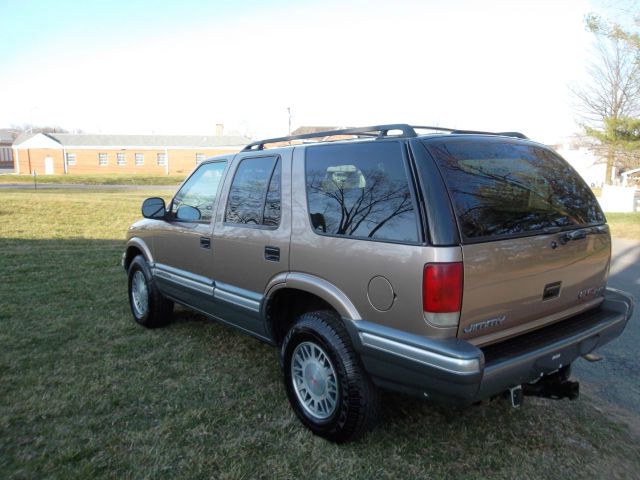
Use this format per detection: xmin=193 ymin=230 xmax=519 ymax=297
xmin=305 ymin=142 xmax=420 ymax=243
xmin=424 ymin=139 xmax=605 ymax=242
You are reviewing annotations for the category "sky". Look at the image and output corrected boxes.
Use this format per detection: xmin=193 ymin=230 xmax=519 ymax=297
xmin=0 ymin=0 xmax=633 ymax=143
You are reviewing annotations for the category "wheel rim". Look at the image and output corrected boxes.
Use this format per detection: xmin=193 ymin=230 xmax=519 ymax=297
xmin=131 ymin=270 xmax=149 ymax=317
xmin=291 ymin=341 xmax=338 ymax=420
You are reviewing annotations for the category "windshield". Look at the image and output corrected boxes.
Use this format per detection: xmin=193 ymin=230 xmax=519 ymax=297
xmin=424 ymin=139 xmax=605 ymax=242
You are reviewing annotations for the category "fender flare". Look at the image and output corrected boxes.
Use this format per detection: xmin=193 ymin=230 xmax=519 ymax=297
xmin=124 ymin=237 xmax=154 ymax=268
xmin=263 ymin=272 xmax=361 ymax=320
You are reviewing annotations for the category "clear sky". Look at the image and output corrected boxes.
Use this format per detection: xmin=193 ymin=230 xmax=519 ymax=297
xmin=0 ymin=0 xmax=630 ymax=143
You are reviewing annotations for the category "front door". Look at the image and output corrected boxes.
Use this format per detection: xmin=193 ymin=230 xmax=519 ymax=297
xmin=44 ymin=156 xmax=54 ymax=174
xmin=152 ymin=159 xmax=229 ymax=312
xmin=210 ymin=150 xmax=291 ymax=337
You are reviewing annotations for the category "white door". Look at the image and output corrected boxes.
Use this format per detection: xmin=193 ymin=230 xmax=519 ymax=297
xmin=44 ymin=156 xmax=54 ymax=175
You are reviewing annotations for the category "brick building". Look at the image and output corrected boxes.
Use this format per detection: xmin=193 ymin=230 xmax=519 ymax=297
xmin=0 ymin=129 xmax=17 ymax=169
xmin=12 ymin=132 xmax=250 ymax=175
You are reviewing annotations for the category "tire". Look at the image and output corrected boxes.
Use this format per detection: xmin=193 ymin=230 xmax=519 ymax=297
xmin=127 ymin=255 xmax=173 ymax=328
xmin=281 ymin=310 xmax=378 ymax=443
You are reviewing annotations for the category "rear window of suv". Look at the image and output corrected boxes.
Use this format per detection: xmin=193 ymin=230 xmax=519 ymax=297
xmin=424 ymin=139 xmax=605 ymax=242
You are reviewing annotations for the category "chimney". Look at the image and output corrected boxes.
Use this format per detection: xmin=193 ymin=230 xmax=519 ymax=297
xmin=215 ymin=123 xmax=224 ymax=136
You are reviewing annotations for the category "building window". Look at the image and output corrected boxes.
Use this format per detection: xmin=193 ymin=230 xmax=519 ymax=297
xmin=157 ymin=153 xmax=167 ymax=166
xmin=117 ymin=153 xmax=126 ymax=166
xmin=66 ymin=153 xmax=77 ymax=166
xmin=135 ymin=153 xmax=144 ymax=166
xmin=98 ymin=153 xmax=108 ymax=166
xmin=195 ymin=153 xmax=205 ymax=164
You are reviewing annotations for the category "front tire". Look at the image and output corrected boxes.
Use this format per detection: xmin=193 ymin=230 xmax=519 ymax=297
xmin=127 ymin=255 xmax=173 ymax=328
xmin=281 ymin=310 xmax=378 ymax=443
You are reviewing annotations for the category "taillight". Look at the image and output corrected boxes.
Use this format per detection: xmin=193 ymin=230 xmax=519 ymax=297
xmin=423 ymin=262 xmax=463 ymax=327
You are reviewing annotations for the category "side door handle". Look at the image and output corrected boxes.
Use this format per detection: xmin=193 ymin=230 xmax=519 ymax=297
xmin=200 ymin=236 xmax=211 ymax=249
xmin=264 ymin=246 xmax=280 ymax=262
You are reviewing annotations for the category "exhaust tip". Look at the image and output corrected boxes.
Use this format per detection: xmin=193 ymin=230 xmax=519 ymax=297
xmin=582 ymin=353 xmax=604 ymax=362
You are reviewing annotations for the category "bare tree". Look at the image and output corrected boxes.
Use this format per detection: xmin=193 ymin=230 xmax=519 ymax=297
xmin=571 ymin=12 xmax=640 ymax=183
xmin=573 ymin=39 xmax=640 ymax=123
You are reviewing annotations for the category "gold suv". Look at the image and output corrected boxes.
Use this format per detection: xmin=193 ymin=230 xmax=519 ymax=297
xmin=123 ymin=125 xmax=634 ymax=442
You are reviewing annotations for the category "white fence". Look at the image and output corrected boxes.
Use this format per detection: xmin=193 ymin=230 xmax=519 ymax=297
xmin=598 ymin=185 xmax=640 ymax=213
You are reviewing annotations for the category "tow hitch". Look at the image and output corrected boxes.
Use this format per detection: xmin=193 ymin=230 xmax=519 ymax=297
xmin=507 ymin=366 xmax=579 ymax=407
xmin=523 ymin=377 xmax=579 ymax=401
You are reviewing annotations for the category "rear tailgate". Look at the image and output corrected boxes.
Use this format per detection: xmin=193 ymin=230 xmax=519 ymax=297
xmin=423 ymin=136 xmax=609 ymax=346
xmin=460 ymin=232 xmax=609 ymax=345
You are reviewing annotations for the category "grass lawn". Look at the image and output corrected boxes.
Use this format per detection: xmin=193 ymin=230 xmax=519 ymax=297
xmin=606 ymin=212 xmax=640 ymax=241
xmin=0 ymin=174 xmax=185 ymax=186
xmin=1 ymin=189 xmax=638 ymax=479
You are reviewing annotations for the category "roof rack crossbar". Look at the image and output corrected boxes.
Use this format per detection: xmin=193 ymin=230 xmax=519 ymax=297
xmin=241 ymin=124 xmax=418 ymax=151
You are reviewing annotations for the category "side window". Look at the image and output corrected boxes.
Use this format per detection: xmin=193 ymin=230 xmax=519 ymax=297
xmin=225 ymin=156 xmax=281 ymax=227
xmin=305 ymin=142 xmax=419 ymax=243
xmin=263 ymin=159 xmax=281 ymax=226
xmin=171 ymin=161 xmax=227 ymax=222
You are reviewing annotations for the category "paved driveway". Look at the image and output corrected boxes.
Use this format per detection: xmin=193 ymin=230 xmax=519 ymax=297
xmin=574 ymin=237 xmax=639 ymax=418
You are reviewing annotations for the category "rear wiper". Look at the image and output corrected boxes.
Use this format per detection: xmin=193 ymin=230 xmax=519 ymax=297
xmin=559 ymin=225 xmax=608 ymax=245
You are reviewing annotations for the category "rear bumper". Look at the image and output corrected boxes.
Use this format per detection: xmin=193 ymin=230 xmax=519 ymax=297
xmin=345 ymin=288 xmax=634 ymax=405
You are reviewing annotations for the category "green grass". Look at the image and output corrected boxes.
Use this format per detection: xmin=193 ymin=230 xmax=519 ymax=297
xmin=0 ymin=174 xmax=185 ymax=185
xmin=1 ymin=189 xmax=639 ymax=479
xmin=606 ymin=212 xmax=640 ymax=241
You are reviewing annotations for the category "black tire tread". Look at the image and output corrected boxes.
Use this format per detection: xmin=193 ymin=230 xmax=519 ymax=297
xmin=281 ymin=310 xmax=378 ymax=443
xmin=127 ymin=255 xmax=173 ymax=328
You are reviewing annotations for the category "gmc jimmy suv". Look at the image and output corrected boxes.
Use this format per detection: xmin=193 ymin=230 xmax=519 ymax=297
xmin=123 ymin=124 xmax=633 ymax=442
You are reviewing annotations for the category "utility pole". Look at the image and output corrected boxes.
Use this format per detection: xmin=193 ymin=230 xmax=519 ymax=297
xmin=287 ymin=107 xmax=291 ymax=136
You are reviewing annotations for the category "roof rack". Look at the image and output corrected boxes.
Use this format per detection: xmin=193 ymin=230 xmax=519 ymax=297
xmin=403 ymin=126 xmax=528 ymax=139
xmin=242 ymin=124 xmax=416 ymax=151
xmin=242 ymin=124 xmax=527 ymax=151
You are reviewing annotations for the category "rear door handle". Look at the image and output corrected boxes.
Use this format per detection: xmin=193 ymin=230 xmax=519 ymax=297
xmin=264 ymin=246 xmax=280 ymax=262
xmin=200 ymin=237 xmax=211 ymax=249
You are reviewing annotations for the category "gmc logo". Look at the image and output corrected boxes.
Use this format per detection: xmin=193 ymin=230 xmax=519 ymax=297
xmin=578 ymin=286 xmax=604 ymax=299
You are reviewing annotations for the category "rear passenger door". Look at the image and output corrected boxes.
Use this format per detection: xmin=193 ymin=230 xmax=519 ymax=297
xmin=210 ymin=150 xmax=291 ymax=337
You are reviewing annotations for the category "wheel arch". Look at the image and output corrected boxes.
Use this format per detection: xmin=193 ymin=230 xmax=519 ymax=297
xmin=263 ymin=272 xmax=361 ymax=344
xmin=124 ymin=237 xmax=154 ymax=271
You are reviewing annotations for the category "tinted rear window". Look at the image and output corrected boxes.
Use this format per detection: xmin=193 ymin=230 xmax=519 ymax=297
xmin=425 ymin=139 xmax=605 ymax=242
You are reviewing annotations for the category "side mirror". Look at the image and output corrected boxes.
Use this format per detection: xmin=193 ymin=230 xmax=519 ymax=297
xmin=141 ymin=197 xmax=166 ymax=219
xmin=176 ymin=204 xmax=201 ymax=221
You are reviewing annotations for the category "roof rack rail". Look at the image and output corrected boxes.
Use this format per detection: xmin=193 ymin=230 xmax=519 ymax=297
xmin=496 ymin=131 xmax=528 ymax=139
xmin=423 ymin=127 xmax=528 ymax=139
xmin=412 ymin=125 xmax=458 ymax=133
xmin=413 ymin=126 xmax=528 ymax=140
xmin=242 ymin=124 xmax=527 ymax=151
xmin=242 ymin=124 xmax=418 ymax=151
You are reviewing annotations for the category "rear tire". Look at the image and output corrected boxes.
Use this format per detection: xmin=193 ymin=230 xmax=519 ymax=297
xmin=127 ymin=255 xmax=173 ymax=328
xmin=281 ymin=310 xmax=378 ymax=443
